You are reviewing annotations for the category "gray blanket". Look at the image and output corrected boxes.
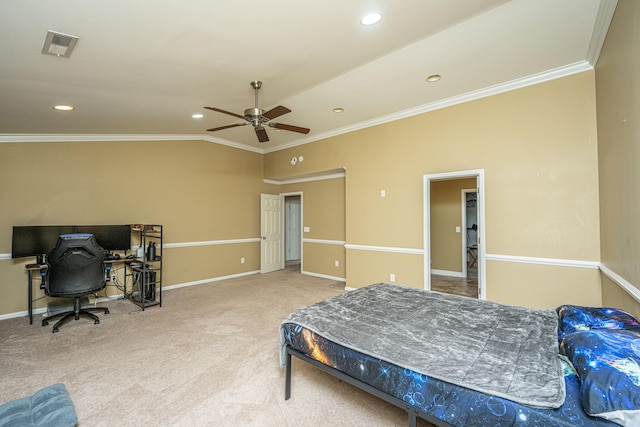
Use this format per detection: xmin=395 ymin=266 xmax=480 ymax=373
xmin=280 ymin=283 xmax=565 ymax=408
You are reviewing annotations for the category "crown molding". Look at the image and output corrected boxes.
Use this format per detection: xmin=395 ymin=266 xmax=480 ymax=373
xmin=263 ymin=61 xmax=594 ymax=153
xmin=0 ymin=133 xmax=198 ymax=143
xmin=0 ymin=61 xmax=594 ymax=154
xmin=0 ymin=133 xmax=265 ymax=154
xmin=586 ymin=0 xmax=618 ymax=66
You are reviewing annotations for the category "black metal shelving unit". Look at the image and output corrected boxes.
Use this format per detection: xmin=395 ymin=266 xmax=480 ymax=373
xmin=125 ymin=224 xmax=162 ymax=310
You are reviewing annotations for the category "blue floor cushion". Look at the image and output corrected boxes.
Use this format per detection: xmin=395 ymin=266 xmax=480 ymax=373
xmin=0 ymin=384 xmax=77 ymax=427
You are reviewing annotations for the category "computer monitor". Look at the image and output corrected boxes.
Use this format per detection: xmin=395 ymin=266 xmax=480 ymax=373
xmin=77 ymin=225 xmax=131 ymax=251
xmin=11 ymin=225 xmax=75 ymax=259
xmin=12 ymin=224 xmax=131 ymax=259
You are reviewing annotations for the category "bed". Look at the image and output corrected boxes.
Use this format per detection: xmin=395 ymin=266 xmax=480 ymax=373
xmin=280 ymin=283 xmax=640 ymax=426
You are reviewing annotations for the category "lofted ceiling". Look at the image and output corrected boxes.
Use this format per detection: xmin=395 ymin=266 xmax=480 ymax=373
xmin=0 ymin=0 xmax=616 ymax=153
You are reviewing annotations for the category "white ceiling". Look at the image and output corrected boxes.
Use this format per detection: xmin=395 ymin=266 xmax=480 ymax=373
xmin=0 ymin=0 xmax=616 ymax=153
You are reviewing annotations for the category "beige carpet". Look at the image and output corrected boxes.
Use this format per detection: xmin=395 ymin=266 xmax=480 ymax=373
xmin=0 ymin=266 xmax=435 ymax=426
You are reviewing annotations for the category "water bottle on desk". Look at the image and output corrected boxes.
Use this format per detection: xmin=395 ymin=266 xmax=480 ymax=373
xmin=147 ymin=242 xmax=157 ymax=261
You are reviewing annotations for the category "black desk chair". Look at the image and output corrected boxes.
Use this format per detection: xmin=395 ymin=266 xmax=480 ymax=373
xmin=42 ymin=234 xmax=110 ymax=333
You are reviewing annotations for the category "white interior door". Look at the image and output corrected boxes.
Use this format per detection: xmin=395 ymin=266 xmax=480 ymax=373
xmin=261 ymin=194 xmax=284 ymax=273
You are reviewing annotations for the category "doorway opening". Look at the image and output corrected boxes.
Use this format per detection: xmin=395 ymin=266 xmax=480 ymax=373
xmin=424 ymin=170 xmax=485 ymax=299
xmin=462 ymin=189 xmax=478 ymax=280
xmin=284 ymin=193 xmax=302 ymax=271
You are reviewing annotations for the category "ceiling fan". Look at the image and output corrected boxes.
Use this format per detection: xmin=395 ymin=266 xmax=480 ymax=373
xmin=204 ymin=80 xmax=310 ymax=143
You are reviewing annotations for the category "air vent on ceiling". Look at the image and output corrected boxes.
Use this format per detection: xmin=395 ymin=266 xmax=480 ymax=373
xmin=41 ymin=30 xmax=78 ymax=58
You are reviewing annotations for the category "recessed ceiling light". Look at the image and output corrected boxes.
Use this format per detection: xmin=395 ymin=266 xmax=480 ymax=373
xmin=361 ymin=12 xmax=382 ymax=26
xmin=426 ymin=74 xmax=442 ymax=82
xmin=53 ymin=105 xmax=75 ymax=111
xmin=333 ymin=107 xmax=344 ymax=113
xmin=192 ymin=113 xmax=203 ymax=119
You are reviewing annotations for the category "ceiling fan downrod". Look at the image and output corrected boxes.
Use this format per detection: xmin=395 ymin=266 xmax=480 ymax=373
xmin=245 ymin=80 xmax=264 ymax=126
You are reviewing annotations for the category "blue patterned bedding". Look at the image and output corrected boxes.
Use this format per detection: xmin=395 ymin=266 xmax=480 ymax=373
xmin=557 ymin=306 xmax=640 ymax=426
xmin=282 ymin=323 xmax=617 ymax=426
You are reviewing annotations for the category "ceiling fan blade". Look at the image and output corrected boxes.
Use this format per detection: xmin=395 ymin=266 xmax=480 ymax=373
xmin=206 ymin=123 xmax=248 ymax=132
xmin=269 ymin=122 xmax=310 ymax=134
xmin=255 ymin=126 xmax=269 ymax=143
xmin=204 ymin=106 xmax=246 ymax=120
xmin=262 ymin=105 xmax=291 ymax=120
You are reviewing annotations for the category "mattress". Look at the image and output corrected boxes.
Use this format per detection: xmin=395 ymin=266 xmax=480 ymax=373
xmin=280 ymin=283 xmax=564 ymax=408
xmin=282 ymin=323 xmax=617 ymax=426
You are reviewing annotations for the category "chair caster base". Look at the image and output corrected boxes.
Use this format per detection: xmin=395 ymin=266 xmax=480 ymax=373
xmin=41 ymin=301 xmax=109 ymax=332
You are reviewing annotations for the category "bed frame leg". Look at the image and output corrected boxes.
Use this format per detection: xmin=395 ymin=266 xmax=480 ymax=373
xmin=285 ymin=351 xmax=292 ymax=400
xmin=408 ymin=411 xmax=417 ymax=427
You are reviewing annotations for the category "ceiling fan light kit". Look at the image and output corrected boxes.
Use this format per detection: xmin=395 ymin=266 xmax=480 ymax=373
xmin=204 ymin=80 xmax=310 ymax=143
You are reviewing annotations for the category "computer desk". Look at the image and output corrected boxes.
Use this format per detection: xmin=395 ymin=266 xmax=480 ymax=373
xmin=25 ymin=258 xmax=130 ymax=324
xmin=25 ymin=263 xmax=47 ymax=324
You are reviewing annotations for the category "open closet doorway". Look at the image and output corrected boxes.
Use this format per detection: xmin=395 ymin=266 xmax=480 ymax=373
xmin=462 ymin=189 xmax=478 ymax=280
xmin=423 ymin=170 xmax=486 ymax=299
xmin=284 ymin=193 xmax=302 ymax=271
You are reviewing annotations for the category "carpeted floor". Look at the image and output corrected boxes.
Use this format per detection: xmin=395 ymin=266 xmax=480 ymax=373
xmin=0 ymin=266 xmax=435 ymax=426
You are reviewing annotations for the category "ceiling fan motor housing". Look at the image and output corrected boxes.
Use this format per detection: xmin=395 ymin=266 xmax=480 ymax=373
xmin=244 ymin=107 xmax=268 ymax=126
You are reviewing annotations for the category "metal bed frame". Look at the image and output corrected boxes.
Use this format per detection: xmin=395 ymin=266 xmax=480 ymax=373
xmin=284 ymin=346 xmax=453 ymax=427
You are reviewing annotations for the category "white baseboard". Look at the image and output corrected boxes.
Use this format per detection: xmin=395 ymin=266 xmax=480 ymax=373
xmin=301 ymin=270 xmax=346 ymax=282
xmin=0 ymin=307 xmax=47 ymax=321
xmin=164 ymin=270 xmax=260 ymax=291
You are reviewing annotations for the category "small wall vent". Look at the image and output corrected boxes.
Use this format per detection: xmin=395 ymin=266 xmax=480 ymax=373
xmin=41 ymin=30 xmax=78 ymax=58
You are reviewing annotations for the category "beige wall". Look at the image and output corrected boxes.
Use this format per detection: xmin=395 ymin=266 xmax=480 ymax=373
xmin=266 ymin=71 xmax=601 ymax=309
xmin=280 ymin=177 xmax=345 ymax=279
xmin=487 ymin=262 xmax=602 ymax=308
xmin=602 ymin=276 xmax=640 ymax=320
xmin=0 ymin=139 xmax=269 ymax=316
xmin=596 ymin=0 xmax=640 ymax=313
